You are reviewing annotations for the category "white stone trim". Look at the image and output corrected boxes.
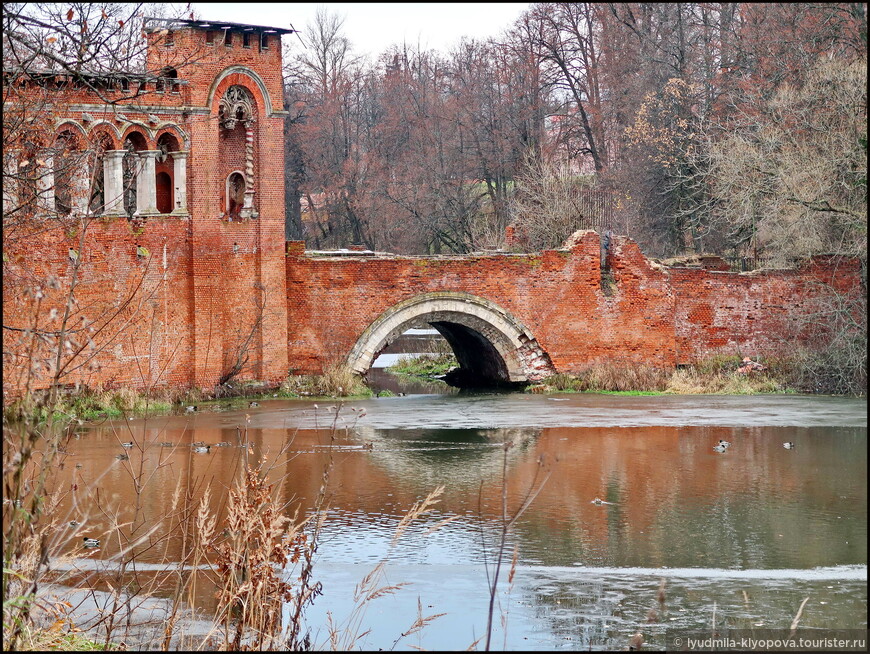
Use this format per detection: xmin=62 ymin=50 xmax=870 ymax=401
xmin=136 ymin=150 xmax=160 ymax=215
xmin=345 ymin=292 xmax=546 ymax=382
xmin=171 ymin=150 xmax=188 ymax=214
xmin=206 ymin=65 xmax=276 ymax=117
xmin=102 ymin=150 xmax=127 ymax=216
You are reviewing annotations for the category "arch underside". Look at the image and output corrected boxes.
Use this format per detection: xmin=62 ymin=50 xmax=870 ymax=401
xmin=347 ymin=294 xmax=555 ymax=388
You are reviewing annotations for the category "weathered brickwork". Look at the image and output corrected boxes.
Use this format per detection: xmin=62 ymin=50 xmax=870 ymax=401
xmin=670 ymin=255 xmax=863 ymax=364
xmin=3 ymin=18 xmax=291 ymax=398
xmin=286 ymin=233 xmax=863 ymax=378
xmin=3 ymin=21 xmax=863 ymax=397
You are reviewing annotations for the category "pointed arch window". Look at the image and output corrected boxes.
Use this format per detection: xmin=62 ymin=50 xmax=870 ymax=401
xmin=218 ymin=85 xmax=258 ymax=220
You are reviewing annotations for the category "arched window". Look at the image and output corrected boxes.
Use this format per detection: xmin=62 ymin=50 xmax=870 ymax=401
xmin=155 ymin=132 xmax=179 ymax=213
xmin=218 ymin=85 xmax=257 ymax=220
xmin=53 ymin=130 xmax=76 ymax=216
xmin=89 ymin=132 xmax=115 ymax=215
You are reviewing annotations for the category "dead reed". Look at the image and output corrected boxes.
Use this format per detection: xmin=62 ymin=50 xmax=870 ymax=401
xmin=530 ymin=356 xmax=787 ymax=395
xmin=282 ymin=362 xmax=371 ymax=398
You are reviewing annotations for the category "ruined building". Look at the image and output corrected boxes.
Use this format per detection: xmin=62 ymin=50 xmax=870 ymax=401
xmin=3 ymin=18 xmax=294 ymax=393
xmin=2 ymin=17 xmax=862 ymax=398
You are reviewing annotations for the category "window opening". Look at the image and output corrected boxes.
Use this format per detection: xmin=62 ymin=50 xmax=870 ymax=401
xmin=122 ymin=133 xmax=146 ymax=218
xmin=224 ymin=29 xmax=232 ymax=47
xmin=206 ymin=30 xmax=215 ymax=45
xmin=226 ymin=172 xmax=245 ymax=220
xmin=243 ymin=32 xmax=251 ymax=48
xmin=156 ymin=171 xmax=172 ymax=213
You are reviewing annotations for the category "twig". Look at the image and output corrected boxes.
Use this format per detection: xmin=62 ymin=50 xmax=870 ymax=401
xmin=789 ymin=597 xmax=810 ymax=638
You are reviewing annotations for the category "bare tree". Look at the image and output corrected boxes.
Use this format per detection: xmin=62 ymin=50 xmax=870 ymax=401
xmin=704 ymin=56 xmax=867 ymax=265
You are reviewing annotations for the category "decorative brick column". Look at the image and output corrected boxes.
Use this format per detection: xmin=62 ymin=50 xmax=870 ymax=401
xmin=239 ymin=122 xmax=258 ymax=219
xmin=103 ymin=150 xmax=127 ymax=216
xmin=136 ymin=150 xmax=160 ymax=216
xmin=37 ymin=153 xmax=54 ymax=215
xmin=170 ymin=150 xmax=188 ymax=214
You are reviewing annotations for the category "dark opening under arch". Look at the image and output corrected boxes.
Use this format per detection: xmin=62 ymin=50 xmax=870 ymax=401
xmin=347 ymin=292 xmax=556 ymax=388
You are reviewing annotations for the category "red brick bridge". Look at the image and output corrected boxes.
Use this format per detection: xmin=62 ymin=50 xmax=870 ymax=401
xmin=3 ymin=222 xmax=860 ymax=395
xmin=285 ymin=232 xmax=859 ymax=388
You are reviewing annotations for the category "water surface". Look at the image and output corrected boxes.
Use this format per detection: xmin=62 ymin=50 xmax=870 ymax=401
xmin=40 ymin=392 xmax=867 ymax=650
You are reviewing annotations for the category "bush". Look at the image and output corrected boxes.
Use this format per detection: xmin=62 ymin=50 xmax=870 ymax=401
xmin=388 ymin=353 xmax=458 ymax=378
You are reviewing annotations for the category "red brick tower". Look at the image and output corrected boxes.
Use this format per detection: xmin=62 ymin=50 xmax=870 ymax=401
xmin=145 ymin=18 xmax=293 ymax=387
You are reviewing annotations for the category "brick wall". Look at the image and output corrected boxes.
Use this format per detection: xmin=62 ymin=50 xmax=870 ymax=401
xmin=3 ymin=217 xmax=194 ymax=393
xmin=671 ymin=255 xmax=864 ymax=363
xmin=285 ymin=234 xmax=863 ymax=376
xmin=3 ymin=20 xmax=289 ymax=398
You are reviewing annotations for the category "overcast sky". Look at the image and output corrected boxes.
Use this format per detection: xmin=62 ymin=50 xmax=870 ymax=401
xmin=192 ymin=3 xmax=531 ymax=59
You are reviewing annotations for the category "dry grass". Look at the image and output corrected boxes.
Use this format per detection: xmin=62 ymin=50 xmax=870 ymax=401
xmin=205 ymin=463 xmax=315 ymax=650
xmin=533 ymin=363 xmax=672 ymax=393
xmin=283 ymin=362 xmax=372 ymax=398
xmin=531 ymin=357 xmax=788 ymax=395
xmin=666 ymin=368 xmax=782 ymax=394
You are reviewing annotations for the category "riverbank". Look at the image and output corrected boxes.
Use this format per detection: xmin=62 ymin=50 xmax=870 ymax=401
xmin=4 ymin=351 xmax=860 ymax=429
xmin=388 ymin=353 xmax=795 ymax=396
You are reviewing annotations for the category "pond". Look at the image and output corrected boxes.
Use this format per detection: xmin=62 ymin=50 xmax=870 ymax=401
xmin=36 ymin=389 xmax=866 ymax=650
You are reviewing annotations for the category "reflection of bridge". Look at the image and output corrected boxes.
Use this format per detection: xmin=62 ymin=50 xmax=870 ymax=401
xmin=353 ymin=425 xmax=540 ymax=482
xmin=286 ymin=232 xmax=860 ymax=388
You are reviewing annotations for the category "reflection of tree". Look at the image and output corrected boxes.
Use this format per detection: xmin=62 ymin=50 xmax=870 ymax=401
xmin=506 ymin=424 xmax=866 ymax=571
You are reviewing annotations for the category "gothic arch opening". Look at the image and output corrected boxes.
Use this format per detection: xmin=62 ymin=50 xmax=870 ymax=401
xmin=226 ymin=171 xmax=245 ymax=219
xmin=52 ymin=129 xmax=79 ymax=216
xmin=347 ymin=292 xmax=556 ymax=388
xmin=155 ymin=132 xmax=179 ymax=213
xmin=89 ymin=132 xmax=115 ymax=215
xmin=218 ymin=84 xmax=258 ymax=220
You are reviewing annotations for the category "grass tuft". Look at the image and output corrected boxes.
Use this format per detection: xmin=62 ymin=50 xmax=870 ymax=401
xmin=282 ymin=363 xmax=372 ymax=398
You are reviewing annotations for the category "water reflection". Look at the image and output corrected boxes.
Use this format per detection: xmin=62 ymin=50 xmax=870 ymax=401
xmin=26 ymin=394 xmax=867 ymax=649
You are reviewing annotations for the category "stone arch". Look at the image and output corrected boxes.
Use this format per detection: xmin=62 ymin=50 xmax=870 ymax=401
xmin=206 ymin=65 xmax=273 ymax=117
xmin=215 ymin=83 xmax=259 ymax=220
xmin=156 ymin=130 xmax=180 ymax=153
xmin=52 ymin=128 xmax=84 ymax=216
xmin=53 ymin=120 xmax=87 ymax=139
xmin=87 ymin=122 xmax=121 ymax=150
xmin=346 ymin=292 xmax=556 ymax=387
xmin=121 ymin=127 xmax=151 ymax=150
xmin=154 ymin=125 xmax=188 ymax=150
